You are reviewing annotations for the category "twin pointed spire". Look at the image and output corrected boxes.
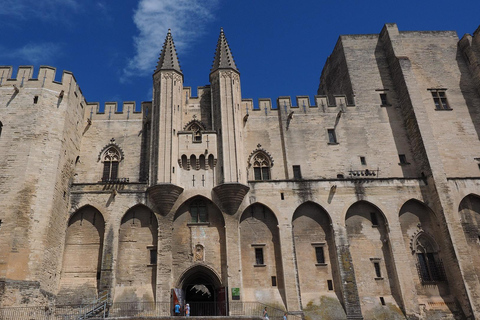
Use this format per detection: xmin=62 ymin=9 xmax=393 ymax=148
xmin=211 ymin=27 xmax=238 ymax=73
xmin=155 ymin=29 xmax=182 ymax=74
xmin=155 ymin=28 xmax=238 ymax=75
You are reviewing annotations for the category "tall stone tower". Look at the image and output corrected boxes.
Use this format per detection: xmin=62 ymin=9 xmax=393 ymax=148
xmin=150 ymin=29 xmax=183 ymax=186
xmin=210 ymin=28 xmax=246 ymax=185
xmin=209 ymin=28 xmax=249 ymax=215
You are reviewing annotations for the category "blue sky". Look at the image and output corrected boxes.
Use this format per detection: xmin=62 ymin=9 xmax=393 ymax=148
xmin=1 ymin=0 xmax=479 ymax=110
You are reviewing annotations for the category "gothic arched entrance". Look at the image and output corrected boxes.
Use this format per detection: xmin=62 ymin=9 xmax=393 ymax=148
xmin=175 ymin=265 xmax=226 ymax=316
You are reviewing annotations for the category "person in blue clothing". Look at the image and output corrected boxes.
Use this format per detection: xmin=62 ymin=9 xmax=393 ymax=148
xmin=185 ymin=303 xmax=190 ymax=317
xmin=174 ymin=302 xmax=181 ymax=316
xmin=283 ymin=312 xmax=288 ymax=320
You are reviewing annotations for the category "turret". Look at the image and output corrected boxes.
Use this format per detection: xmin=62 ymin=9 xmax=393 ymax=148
xmin=150 ymin=29 xmax=183 ymax=185
xmin=209 ymin=28 xmax=246 ymax=185
xmin=209 ymin=28 xmax=249 ymax=216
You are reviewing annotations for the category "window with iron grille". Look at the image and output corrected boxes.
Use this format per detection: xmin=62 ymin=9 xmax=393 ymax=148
xmin=415 ymin=234 xmax=446 ymax=284
xmin=431 ymin=90 xmax=451 ymax=110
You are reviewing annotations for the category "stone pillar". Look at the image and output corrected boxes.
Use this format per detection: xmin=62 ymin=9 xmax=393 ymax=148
xmin=386 ymin=221 xmax=420 ymax=317
xmin=224 ymin=215 xmax=242 ymax=304
xmin=278 ymin=222 xmax=302 ymax=313
xmin=333 ymin=225 xmax=363 ymax=320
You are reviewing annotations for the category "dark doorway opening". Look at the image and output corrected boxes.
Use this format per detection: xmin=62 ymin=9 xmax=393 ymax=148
xmin=178 ymin=266 xmax=226 ymax=316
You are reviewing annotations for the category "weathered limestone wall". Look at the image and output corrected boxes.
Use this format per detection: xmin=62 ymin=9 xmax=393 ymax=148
xmin=0 ymin=66 xmax=85 ymax=305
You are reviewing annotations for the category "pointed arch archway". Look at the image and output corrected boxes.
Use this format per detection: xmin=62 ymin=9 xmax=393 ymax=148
xmin=172 ymin=196 xmax=227 ymax=292
xmin=175 ymin=264 xmax=224 ymax=316
xmin=239 ymin=203 xmax=285 ymax=307
xmin=292 ymin=201 xmax=344 ymax=317
xmin=399 ymin=199 xmax=456 ymax=316
xmin=114 ymin=204 xmax=158 ymax=303
xmin=58 ymin=205 xmax=105 ymax=304
xmin=459 ymin=194 xmax=480 ymax=281
xmin=345 ymin=200 xmax=403 ymax=318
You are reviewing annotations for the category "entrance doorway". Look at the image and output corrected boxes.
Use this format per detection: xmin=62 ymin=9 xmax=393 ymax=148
xmin=176 ymin=265 xmax=227 ymax=316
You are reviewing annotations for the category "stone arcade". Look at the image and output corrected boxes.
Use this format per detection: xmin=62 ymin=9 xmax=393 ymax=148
xmin=1 ymin=23 xmax=480 ymax=319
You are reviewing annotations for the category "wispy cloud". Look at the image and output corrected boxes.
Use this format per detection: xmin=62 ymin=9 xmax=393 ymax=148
xmin=124 ymin=0 xmax=219 ymax=78
xmin=0 ymin=43 xmax=62 ymax=64
xmin=0 ymin=0 xmax=79 ymax=21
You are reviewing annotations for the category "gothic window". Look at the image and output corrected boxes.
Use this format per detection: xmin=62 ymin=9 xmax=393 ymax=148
xmin=186 ymin=122 xmax=203 ymax=142
xmin=252 ymin=152 xmax=271 ymax=181
xmin=102 ymin=146 xmax=121 ymax=182
xmin=415 ymin=234 xmax=445 ymax=283
xmin=431 ymin=90 xmax=451 ymax=110
xmin=190 ymin=200 xmax=207 ymax=223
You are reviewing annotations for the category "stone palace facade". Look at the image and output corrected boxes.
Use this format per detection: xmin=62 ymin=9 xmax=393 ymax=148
xmin=1 ymin=23 xmax=480 ymax=319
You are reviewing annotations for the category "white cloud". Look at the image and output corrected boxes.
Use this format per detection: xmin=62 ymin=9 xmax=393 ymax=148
xmin=0 ymin=0 xmax=79 ymax=20
xmin=124 ymin=0 xmax=219 ymax=78
xmin=0 ymin=43 xmax=62 ymax=64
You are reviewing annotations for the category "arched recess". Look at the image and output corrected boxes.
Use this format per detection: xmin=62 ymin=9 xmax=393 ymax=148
xmin=345 ymin=201 xmax=403 ymax=319
xmin=172 ymin=196 xmax=226 ymax=289
xmin=239 ymin=203 xmax=285 ymax=307
xmin=292 ymin=202 xmax=345 ymax=318
xmin=176 ymin=264 xmax=224 ymax=316
xmin=399 ymin=199 xmax=457 ymax=317
xmin=459 ymin=194 xmax=480 ymax=281
xmin=58 ymin=205 xmax=105 ymax=304
xmin=114 ymin=205 xmax=158 ymax=303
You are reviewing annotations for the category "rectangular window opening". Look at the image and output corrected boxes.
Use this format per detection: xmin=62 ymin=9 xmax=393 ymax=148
xmin=370 ymin=212 xmax=379 ymax=226
xmin=33 ymin=96 xmax=39 ymax=104
xmin=293 ymin=165 xmax=302 ymax=179
xmin=380 ymin=93 xmax=388 ymax=106
xmin=327 ymin=129 xmax=337 ymax=144
xmin=380 ymin=297 xmax=386 ymax=306
xmin=271 ymin=276 xmax=277 ymax=287
xmin=360 ymin=156 xmax=366 ymax=165
xmin=431 ymin=90 xmax=451 ymax=110
xmin=327 ymin=280 xmax=334 ymax=291
xmin=399 ymin=154 xmax=408 ymax=164
xmin=280 ymin=192 xmax=284 ymax=200
xmin=374 ymin=262 xmax=382 ymax=278
xmin=255 ymin=248 xmax=264 ymax=265
xmin=150 ymin=249 xmax=158 ymax=265
xmin=315 ymin=246 xmax=325 ymax=264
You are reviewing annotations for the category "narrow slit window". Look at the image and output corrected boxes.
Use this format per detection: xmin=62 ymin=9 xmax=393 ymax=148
xmin=327 ymin=280 xmax=333 ymax=291
xmin=360 ymin=156 xmax=366 ymax=165
xmin=271 ymin=276 xmax=277 ymax=287
xmin=374 ymin=262 xmax=382 ymax=278
xmin=370 ymin=212 xmax=379 ymax=226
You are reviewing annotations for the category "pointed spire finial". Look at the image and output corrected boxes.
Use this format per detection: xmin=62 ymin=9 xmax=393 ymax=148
xmin=154 ymin=29 xmax=182 ymax=75
xmin=211 ymin=28 xmax=238 ymax=73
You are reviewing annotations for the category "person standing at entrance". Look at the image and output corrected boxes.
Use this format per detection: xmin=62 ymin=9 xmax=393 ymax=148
xmin=174 ymin=302 xmax=181 ymax=316
xmin=185 ymin=303 xmax=190 ymax=317
xmin=263 ymin=307 xmax=269 ymax=320
xmin=283 ymin=312 xmax=288 ymax=320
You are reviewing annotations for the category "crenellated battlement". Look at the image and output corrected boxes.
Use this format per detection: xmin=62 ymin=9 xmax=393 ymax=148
xmin=85 ymin=101 xmax=145 ymax=120
xmin=241 ymin=94 xmax=354 ymax=116
xmin=0 ymin=66 xmax=83 ymax=96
